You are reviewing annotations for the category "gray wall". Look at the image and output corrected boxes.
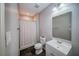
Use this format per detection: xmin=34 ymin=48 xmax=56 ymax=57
xmin=39 ymin=4 xmax=54 ymax=41
xmin=71 ymin=4 xmax=79 ymax=55
xmin=39 ymin=4 xmax=79 ymax=55
xmin=5 ymin=3 xmax=19 ymax=56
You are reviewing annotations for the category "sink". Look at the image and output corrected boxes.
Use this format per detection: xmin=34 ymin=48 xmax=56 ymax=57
xmin=46 ymin=38 xmax=72 ymax=56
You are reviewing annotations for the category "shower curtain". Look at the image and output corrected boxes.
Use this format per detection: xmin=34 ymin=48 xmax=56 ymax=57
xmin=20 ymin=20 xmax=37 ymax=50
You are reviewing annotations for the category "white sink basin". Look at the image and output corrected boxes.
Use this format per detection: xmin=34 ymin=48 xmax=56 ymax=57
xmin=46 ymin=38 xmax=72 ymax=56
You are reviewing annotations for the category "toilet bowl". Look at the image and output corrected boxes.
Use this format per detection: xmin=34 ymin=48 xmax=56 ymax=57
xmin=34 ymin=43 xmax=43 ymax=55
xmin=34 ymin=36 xmax=46 ymax=55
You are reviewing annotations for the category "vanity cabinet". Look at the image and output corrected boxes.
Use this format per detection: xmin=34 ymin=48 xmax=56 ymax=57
xmin=46 ymin=38 xmax=72 ymax=56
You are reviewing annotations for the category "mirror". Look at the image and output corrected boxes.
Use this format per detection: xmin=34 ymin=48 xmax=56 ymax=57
xmin=52 ymin=12 xmax=72 ymax=41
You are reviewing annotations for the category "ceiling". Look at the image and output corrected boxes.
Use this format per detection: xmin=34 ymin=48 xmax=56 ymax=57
xmin=19 ymin=3 xmax=51 ymax=16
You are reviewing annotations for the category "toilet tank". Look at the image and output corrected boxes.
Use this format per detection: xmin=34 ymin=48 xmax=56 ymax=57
xmin=40 ymin=36 xmax=46 ymax=45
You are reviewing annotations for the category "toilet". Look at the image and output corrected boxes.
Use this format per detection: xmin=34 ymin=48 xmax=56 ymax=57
xmin=34 ymin=36 xmax=46 ymax=55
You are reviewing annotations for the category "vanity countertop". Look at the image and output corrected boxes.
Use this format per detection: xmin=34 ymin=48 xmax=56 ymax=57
xmin=46 ymin=37 xmax=72 ymax=56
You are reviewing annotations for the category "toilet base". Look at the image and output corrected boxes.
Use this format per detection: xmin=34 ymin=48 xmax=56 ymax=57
xmin=35 ymin=49 xmax=43 ymax=55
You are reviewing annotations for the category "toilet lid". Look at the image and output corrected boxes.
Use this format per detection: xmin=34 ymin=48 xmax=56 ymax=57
xmin=34 ymin=43 xmax=42 ymax=49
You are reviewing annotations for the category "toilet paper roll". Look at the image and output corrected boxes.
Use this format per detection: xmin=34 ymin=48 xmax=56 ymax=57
xmin=6 ymin=31 xmax=11 ymax=46
xmin=40 ymin=36 xmax=46 ymax=44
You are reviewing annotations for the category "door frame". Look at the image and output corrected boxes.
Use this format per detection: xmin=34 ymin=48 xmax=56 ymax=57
xmin=0 ymin=3 xmax=6 ymax=56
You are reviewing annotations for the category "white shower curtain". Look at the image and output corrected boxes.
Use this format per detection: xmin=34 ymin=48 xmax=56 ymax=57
xmin=20 ymin=20 xmax=37 ymax=50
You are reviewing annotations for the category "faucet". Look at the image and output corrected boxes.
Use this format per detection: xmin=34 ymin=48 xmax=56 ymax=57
xmin=57 ymin=40 xmax=62 ymax=44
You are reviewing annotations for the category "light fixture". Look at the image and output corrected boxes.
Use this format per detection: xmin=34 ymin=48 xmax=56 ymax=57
xmin=59 ymin=3 xmax=65 ymax=8
xmin=52 ymin=4 xmax=59 ymax=11
xmin=52 ymin=7 xmax=57 ymax=11
xmin=26 ymin=12 xmax=30 ymax=16
xmin=52 ymin=3 xmax=66 ymax=11
xmin=34 ymin=3 xmax=40 ymax=8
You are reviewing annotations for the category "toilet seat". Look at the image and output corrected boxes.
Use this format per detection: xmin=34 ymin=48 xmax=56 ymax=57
xmin=34 ymin=36 xmax=46 ymax=55
xmin=34 ymin=43 xmax=42 ymax=49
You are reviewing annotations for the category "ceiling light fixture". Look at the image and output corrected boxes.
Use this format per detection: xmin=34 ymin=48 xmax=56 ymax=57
xmin=26 ymin=12 xmax=30 ymax=16
xmin=52 ymin=3 xmax=66 ymax=11
xmin=52 ymin=4 xmax=59 ymax=11
xmin=59 ymin=3 xmax=65 ymax=8
xmin=34 ymin=3 xmax=40 ymax=8
xmin=53 ymin=7 xmax=57 ymax=11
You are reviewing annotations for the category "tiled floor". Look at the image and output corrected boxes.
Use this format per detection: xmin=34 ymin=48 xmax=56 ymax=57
xmin=20 ymin=46 xmax=46 ymax=56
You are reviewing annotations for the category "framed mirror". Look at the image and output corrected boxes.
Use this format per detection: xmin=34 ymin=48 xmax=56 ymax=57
xmin=52 ymin=12 xmax=72 ymax=41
